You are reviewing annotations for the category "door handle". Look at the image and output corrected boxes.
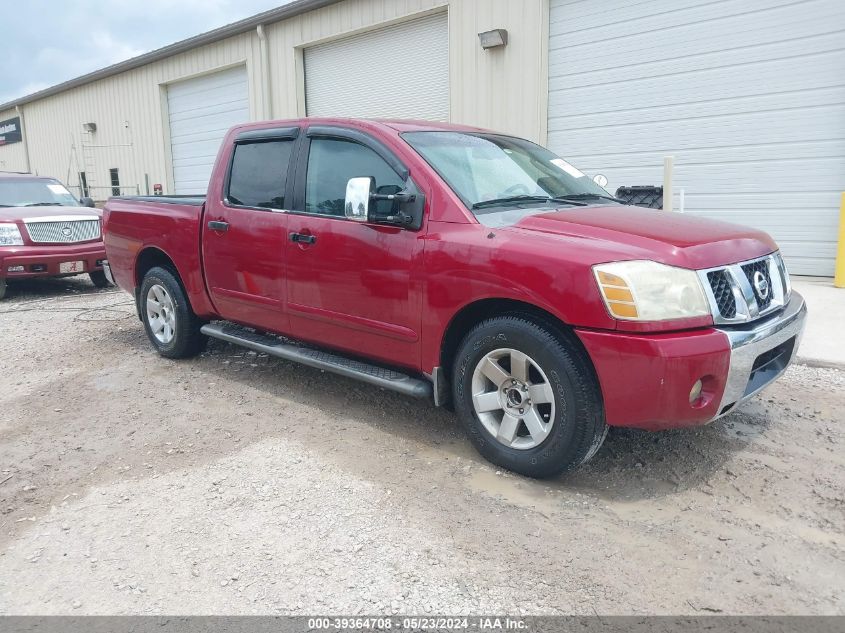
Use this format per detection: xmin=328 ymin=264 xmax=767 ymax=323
xmin=208 ymin=220 xmax=229 ymax=232
xmin=290 ymin=232 xmax=316 ymax=245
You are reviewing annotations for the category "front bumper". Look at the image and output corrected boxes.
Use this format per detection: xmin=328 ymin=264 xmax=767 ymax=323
xmin=713 ymin=289 xmax=806 ymax=419
xmin=0 ymin=242 xmax=107 ymax=280
xmin=576 ymin=292 xmax=807 ymax=430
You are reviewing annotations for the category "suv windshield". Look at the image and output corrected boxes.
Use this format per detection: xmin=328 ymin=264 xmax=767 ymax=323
xmin=0 ymin=179 xmax=79 ymax=208
xmin=403 ymin=131 xmax=611 ymax=214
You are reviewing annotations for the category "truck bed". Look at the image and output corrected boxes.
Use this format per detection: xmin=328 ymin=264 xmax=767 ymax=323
xmin=112 ymin=195 xmax=206 ymax=206
xmin=102 ymin=194 xmax=215 ymax=318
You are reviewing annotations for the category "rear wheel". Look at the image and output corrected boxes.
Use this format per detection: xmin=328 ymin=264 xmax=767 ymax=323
xmin=140 ymin=267 xmax=206 ymax=358
xmin=89 ymin=270 xmax=110 ymax=288
xmin=452 ymin=316 xmax=607 ymax=478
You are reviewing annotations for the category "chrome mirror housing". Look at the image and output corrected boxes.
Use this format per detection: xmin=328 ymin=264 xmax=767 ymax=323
xmin=345 ymin=177 xmax=374 ymax=222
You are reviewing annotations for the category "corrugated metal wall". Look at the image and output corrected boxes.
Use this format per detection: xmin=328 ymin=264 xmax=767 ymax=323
xmin=0 ymin=0 xmax=547 ymax=198
xmin=547 ymin=0 xmax=845 ymax=276
xmin=12 ymin=31 xmax=262 ymax=198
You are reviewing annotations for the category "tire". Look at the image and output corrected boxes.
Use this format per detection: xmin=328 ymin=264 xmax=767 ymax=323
xmin=89 ymin=270 xmax=111 ymax=288
xmin=0 ymin=278 xmax=6 ymax=300
xmin=139 ymin=266 xmax=207 ymax=359
xmin=452 ymin=316 xmax=607 ymax=478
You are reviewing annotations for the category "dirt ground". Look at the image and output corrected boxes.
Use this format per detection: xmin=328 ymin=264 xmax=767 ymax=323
xmin=0 ymin=277 xmax=842 ymax=615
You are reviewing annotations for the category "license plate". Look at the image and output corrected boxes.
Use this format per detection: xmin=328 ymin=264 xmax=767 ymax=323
xmin=59 ymin=261 xmax=85 ymax=274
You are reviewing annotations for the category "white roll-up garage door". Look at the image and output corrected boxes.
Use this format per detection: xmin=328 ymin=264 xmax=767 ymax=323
xmin=547 ymin=0 xmax=845 ymax=276
xmin=167 ymin=66 xmax=250 ymax=194
xmin=304 ymin=12 xmax=449 ymax=121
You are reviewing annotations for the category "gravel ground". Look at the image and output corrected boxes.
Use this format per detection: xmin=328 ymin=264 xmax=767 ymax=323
xmin=0 ymin=277 xmax=843 ymax=615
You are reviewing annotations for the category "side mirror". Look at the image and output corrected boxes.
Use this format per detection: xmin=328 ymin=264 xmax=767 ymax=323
xmin=344 ymin=176 xmax=424 ymax=229
xmin=344 ymin=177 xmax=374 ymax=222
xmin=80 ymin=197 xmax=96 ymax=208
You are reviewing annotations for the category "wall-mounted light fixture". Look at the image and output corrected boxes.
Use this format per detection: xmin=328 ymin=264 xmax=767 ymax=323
xmin=82 ymin=122 xmax=97 ymax=133
xmin=478 ymin=29 xmax=508 ymax=50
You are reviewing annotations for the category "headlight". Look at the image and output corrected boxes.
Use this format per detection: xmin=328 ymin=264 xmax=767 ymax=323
xmin=593 ymin=260 xmax=710 ymax=321
xmin=0 ymin=223 xmax=24 ymax=246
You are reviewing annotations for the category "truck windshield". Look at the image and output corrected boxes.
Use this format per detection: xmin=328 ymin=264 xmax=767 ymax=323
xmin=403 ymin=131 xmax=611 ymax=214
xmin=0 ymin=179 xmax=80 ymax=208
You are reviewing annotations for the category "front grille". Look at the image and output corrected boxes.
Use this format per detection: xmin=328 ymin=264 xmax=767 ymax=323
xmin=25 ymin=220 xmax=101 ymax=244
xmin=706 ymin=270 xmax=737 ymax=319
xmin=701 ymin=253 xmax=789 ymax=324
xmin=741 ymin=259 xmax=773 ymax=310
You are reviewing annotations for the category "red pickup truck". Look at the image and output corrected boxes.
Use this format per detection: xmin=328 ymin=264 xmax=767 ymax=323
xmin=103 ymin=118 xmax=806 ymax=477
xmin=1 ymin=173 xmax=109 ymax=299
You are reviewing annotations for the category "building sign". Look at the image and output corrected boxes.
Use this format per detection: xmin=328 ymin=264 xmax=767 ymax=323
xmin=0 ymin=117 xmax=22 ymax=146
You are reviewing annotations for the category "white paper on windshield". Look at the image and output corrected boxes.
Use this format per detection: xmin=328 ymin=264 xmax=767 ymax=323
xmin=550 ymin=158 xmax=586 ymax=179
xmin=47 ymin=184 xmax=70 ymax=195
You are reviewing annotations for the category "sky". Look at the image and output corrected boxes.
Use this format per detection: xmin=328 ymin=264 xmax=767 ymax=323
xmin=0 ymin=0 xmax=293 ymax=105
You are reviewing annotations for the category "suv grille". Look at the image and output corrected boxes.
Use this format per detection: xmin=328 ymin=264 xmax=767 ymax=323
xmin=701 ymin=253 xmax=789 ymax=324
xmin=24 ymin=219 xmax=101 ymax=244
xmin=706 ymin=270 xmax=737 ymax=319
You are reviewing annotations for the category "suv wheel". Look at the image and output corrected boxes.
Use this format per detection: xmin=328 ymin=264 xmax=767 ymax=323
xmin=452 ymin=316 xmax=607 ymax=478
xmin=89 ymin=270 xmax=111 ymax=288
xmin=140 ymin=267 xmax=206 ymax=358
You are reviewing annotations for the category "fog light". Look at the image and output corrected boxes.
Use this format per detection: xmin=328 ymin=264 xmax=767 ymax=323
xmin=7 ymin=265 xmax=24 ymax=272
xmin=689 ymin=379 xmax=703 ymax=404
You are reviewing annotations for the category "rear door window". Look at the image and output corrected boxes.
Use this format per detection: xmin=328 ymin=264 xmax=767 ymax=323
xmin=227 ymin=140 xmax=294 ymax=209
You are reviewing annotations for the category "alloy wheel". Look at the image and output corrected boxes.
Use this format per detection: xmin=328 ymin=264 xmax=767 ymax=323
xmin=470 ymin=347 xmax=556 ymax=450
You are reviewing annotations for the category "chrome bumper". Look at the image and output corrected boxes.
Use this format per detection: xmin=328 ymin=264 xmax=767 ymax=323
xmin=712 ymin=291 xmax=807 ymax=420
xmin=102 ymin=259 xmax=115 ymax=284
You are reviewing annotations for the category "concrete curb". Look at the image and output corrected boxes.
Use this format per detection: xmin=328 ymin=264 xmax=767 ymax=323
xmin=795 ymin=357 xmax=845 ymax=371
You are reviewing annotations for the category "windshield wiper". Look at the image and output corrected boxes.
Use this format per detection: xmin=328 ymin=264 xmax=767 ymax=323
xmin=551 ymin=193 xmax=626 ymax=204
xmin=472 ymin=195 xmax=552 ymax=209
xmin=22 ymin=202 xmax=64 ymax=207
xmin=472 ymin=195 xmax=587 ymax=210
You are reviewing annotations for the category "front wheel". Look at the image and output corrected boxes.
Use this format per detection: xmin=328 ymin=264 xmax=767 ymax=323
xmin=140 ymin=266 xmax=207 ymax=359
xmin=0 ymin=278 xmax=6 ymax=300
xmin=89 ymin=270 xmax=111 ymax=288
xmin=452 ymin=316 xmax=607 ymax=478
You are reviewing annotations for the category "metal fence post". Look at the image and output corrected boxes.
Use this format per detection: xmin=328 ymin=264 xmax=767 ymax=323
xmin=663 ymin=156 xmax=674 ymax=212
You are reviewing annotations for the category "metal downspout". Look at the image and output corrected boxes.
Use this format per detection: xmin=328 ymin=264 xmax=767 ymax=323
xmin=256 ymin=24 xmax=273 ymax=119
xmin=15 ymin=105 xmax=31 ymax=173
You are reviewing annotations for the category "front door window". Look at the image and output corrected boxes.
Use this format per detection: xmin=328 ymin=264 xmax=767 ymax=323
xmin=304 ymin=138 xmax=405 ymax=217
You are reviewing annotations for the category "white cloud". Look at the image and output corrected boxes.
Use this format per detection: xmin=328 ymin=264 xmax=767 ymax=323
xmin=0 ymin=0 xmax=290 ymax=105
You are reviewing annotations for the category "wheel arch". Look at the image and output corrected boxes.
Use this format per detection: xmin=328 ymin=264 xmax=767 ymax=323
xmin=134 ymin=247 xmax=193 ymax=320
xmin=439 ymin=298 xmax=595 ymax=389
xmin=135 ymin=246 xmax=180 ymax=287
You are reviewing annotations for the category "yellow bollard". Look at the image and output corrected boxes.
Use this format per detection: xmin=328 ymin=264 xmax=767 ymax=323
xmin=836 ymin=192 xmax=845 ymax=288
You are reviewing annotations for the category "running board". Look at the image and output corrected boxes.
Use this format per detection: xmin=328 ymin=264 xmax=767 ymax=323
xmin=200 ymin=322 xmax=432 ymax=400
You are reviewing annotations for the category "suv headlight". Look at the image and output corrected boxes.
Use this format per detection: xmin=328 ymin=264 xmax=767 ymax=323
xmin=0 ymin=223 xmax=24 ymax=246
xmin=593 ymin=260 xmax=710 ymax=321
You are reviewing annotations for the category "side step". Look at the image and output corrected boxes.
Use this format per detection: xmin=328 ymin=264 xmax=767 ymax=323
xmin=200 ymin=322 xmax=432 ymax=400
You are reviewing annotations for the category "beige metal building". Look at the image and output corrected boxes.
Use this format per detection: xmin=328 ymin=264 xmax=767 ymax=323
xmin=1 ymin=0 xmax=843 ymax=275
xmin=0 ymin=0 xmax=548 ymax=198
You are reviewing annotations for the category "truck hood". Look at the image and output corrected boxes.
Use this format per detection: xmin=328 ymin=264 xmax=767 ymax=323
xmin=0 ymin=206 xmax=101 ymax=222
xmin=492 ymin=205 xmax=778 ymax=270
